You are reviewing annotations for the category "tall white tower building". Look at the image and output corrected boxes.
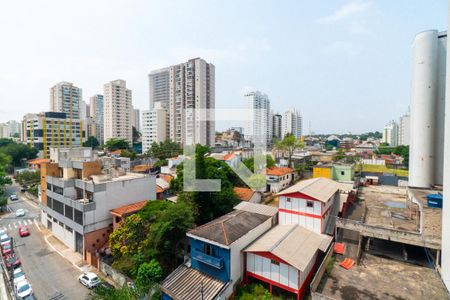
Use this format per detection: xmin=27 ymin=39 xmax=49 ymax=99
xmin=382 ymin=120 xmax=399 ymax=147
xmin=141 ymin=102 xmax=167 ymax=153
xmin=103 ymin=79 xmax=133 ymax=144
xmin=89 ymin=94 xmax=104 ymax=144
xmin=282 ymin=108 xmax=302 ymax=140
xmin=50 ymin=82 xmax=82 ymax=120
xmin=409 ymin=30 xmax=447 ymax=188
xmin=149 ymin=68 xmax=170 ymax=110
xmin=245 ymin=91 xmax=271 ymax=146
xmin=398 ymin=111 xmax=411 ymax=146
xmin=168 ymin=58 xmax=215 ymax=146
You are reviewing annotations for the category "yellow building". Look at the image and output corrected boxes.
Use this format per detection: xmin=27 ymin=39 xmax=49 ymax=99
xmin=312 ymin=165 xmax=333 ymax=179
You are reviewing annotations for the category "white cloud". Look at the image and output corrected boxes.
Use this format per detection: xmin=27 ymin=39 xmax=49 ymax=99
xmin=317 ymin=0 xmax=373 ymax=24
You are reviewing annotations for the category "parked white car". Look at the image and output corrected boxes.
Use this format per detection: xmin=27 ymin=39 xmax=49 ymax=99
xmin=10 ymin=194 xmax=18 ymax=201
xmin=78 ymin=272 xmax=100 ymax=288
xmin=13 ymin=268 xmax=26 ymax=284
xmin=15 ymin=279 xmax=33 ymax=298
xmin=0 ymin=234 xmax=10 ymax=246
xmin=15 ymin=209 xmax=25 ymax=217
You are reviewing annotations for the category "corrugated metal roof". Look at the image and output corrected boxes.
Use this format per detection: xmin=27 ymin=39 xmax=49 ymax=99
xmin=234 ymin=202 xmax=278 ymax=217
xmin=245 ymin=225 xmax=332 ymax=272
xmin=277 ymin=177 xmax=341 ymax=203
xmin=161 ymin=264 xmax=227 ymax=300
xmin=188 ymin=210 xmax=271 ymax=246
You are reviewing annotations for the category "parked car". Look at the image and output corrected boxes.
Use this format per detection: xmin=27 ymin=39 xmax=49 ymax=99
xmin=13 ymin=268 xmax=26 ymax=284
xmin=78 ymin=272 xmax=100 ymax=289
xmin=15 ymin=209 xmax=25 ymax=217
xmin=15 ymin=279 xmax=33 ymax=299
xmin=0 ymin=234 xmax=10 ymax=246
xmin=2 ymin=242 xmax=12 ymax=256
xmin=9 ymin=194 xmax=18 ymax=201
xmin=5 ymin=254 xmax=21 ymax=269
xmin=22 ymin=295 xmax=35 ymax=300
xmin=19 ymin=226 xmax=30 ymax=237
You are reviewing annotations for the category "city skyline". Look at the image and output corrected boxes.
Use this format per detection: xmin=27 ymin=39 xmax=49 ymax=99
xmin=0 ymin=1 xmax=447 ymax=133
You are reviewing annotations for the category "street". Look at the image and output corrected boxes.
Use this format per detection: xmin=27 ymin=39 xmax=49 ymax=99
xmin=2 ymin=183 xmax=90 ymax=300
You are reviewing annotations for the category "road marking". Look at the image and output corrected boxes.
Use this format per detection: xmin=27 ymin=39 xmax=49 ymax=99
xmin=13 ymin=223 xmax=17 ymax=229
xmin=18 ymin=221 xmax=22 ymax=226
xmin=27 ymin=219 xmax=32 ymax=225
xmin=34 ymin=219 xmax=41 ymax=232
xmin=8 ymin=224 xmax=12 ymax=230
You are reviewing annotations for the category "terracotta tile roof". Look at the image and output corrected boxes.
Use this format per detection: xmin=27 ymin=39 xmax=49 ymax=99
xmin=223 ymin=153 xmax=236 ymax=161
xmin=159 ymin=174 xmax=173 ymax=183
xmin=132 ymin=164 xmax=152 ymax=172
xmin=110 ymin=200 xmax=148 ymax=217
xmin=234 ymin=187 xmax=255 ymax=201
xmin=156 ymin=186 xmax=164 ymax=194
xmin=28 ymin=158 xmax=50 ymax=165
xmin=266 ymin=166 xmax=295 ymax=176
xmin=110 ymin=149 xmax=123 ymax=155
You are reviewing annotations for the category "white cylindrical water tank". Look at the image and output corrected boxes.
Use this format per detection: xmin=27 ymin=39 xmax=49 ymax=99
xmin=409 ymin=30 xmax=439 ymax=188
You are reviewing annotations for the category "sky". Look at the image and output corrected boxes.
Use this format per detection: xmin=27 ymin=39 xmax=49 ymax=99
xmin=0 ymin=0 xmax=447 ymax=134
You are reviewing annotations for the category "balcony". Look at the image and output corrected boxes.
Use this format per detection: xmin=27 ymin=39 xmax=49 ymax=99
xmin=192 ymin=248 xmax=224 ymax=269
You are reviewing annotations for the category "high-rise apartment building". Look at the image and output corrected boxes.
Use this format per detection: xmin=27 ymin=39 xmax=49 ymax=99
xmin=6 ymin=120 xmax=20 ymax=138
xmin=132 ymin=108 xmax=140 ymax=132
xmin=0 ymin=124 xmax=9 ymax=138
xmin=398 ymin=111 xmax=410 ymax=146
xmin=272 ymin=112 xmax=282 ymax=141
xmin=382 ymin=120 xmax=399 ymax=147
xmin=141 ymin=103 xmax=167 ymax=153
xmin=89 ymin=94 xmax=104 ymax=144
xmin=149 ymin=68 xmax=170 ymax=110
xmin=282 ymin=108 xmax=302 ymax=140
xmin=103 ymin=80 xmax=133 ymax=144
xmin=50 ymin=82 xmax=82 ymax=120
xmin=21 ymin=112 xmax=82 ymax=158
xmin=168 ymin=58 xmax=215 ymax=146
xmin=244 ymin=91 xmax=271 ymax=146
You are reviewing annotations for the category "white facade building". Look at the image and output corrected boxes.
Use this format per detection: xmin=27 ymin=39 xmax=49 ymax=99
xmin=149 ymin=67 xmax=170 ymax=110
xmin=89 ymin=94 xmax=104 ymax=144
xmin=0 ymin=124 xmax=9 ymax=138
xmin=382 ymin=120 xmax=399 ymax=147
xmin=245 ymin=91 xmax=271 ymax=146
xmin=103 ymin=79 xmax=133 ymax=144
xmin=6 ymin=120 xmax=20 ymax=138
xmin=168 ymin=58 xmax=215 ymax=146
xmin=272 ymin=112 xmax=282 ymax=141
xmin=50 ymin=82 xmax=82 ymax=120
xmin=141 ymin=104 xmax=167 ymax=153
xmin=409 ymin=30 xmax=447 ymax=187
xmin=282 ymin=108 xmax=302 ymax=140
xmin=398 ymin=111 xmax=410 ymax=146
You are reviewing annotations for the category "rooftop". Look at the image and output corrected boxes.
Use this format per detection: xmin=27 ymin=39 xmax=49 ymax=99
xmin=90 ymin=172 xmax=147 ymax=184
xmin=187 ymin=210 xmax=272 ymax=247
xmin=245 ymin=225 xmax=332 ymax=272
xmin=233 ymin=187 xmax=255 ymax=201
xmin=277 ymin=177 xmax=341 ymax=203
xmin=266 ymin=166 xmax=295 ymax=176
xmin=161 ymin=264 xmax=227 ymax=300
xmin=233 ymin=201 xmax=278 ymax=217
xmin=318 ymin=254 xmax=448 ymax=300
xmin=110 ymin=200 xmax=148 ymax=217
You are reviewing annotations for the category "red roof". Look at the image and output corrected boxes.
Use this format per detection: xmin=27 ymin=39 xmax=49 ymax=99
xmin=159 ymin=174 xmax=174 ymax=183
xmin=110 ymin=149 xmax=123 ymax=155
xmin=223 ymin=153 xmax=236 ymax=161
xmin=28 ymin=158 xmax=50 ymax=165
xmin=234 ymin=187 xmax=255 ymax=201
xmin=266 ymin=166 xmax=295 ymax=176
xmin=156 ymin=186 xmax=164 ymax=194
xmin=132 ymin=164 xmax=152 ymax=172
xmin=110 ymin=200 xmax=148 ymax=217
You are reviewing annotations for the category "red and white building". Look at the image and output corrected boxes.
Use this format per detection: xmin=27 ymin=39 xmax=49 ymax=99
xmin=277 ymin=177 xmax=341 ymax=234
xmin=244 ymin=224 xmax=332 ymax=300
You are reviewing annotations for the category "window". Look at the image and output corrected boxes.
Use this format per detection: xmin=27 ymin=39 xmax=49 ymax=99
xmin=47 ymin=197 xmax=53 ymax=209
xmin=341 ymin=171 xmax=345 ymax=176
xmin=47 ymin=183 xmax=52 ymax=191
xmin=286 ymin=198 xmax=291 ymax=203
xmin=204 ymin=244 xmax=213 ymax=256
xmin=64 ymin=205 xmax=73 ymax=220
xmin=307 ymin=201 xmax=314 ymax=208
xmin=53 ymin=186 xmax=63 ymax=195
xmin=271 ymin=260 xmax=280 ymax=266
xmin=74 ymin=209 xmax=83 ymax=225
xmin=53 ymin=199 xmax=64 ymax=215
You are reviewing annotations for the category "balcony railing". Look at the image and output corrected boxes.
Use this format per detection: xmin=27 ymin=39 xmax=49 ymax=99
xmin=192 ymin=248 xmax=224 ymax=269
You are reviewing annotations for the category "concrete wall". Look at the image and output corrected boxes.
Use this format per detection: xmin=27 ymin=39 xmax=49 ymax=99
xmin=99 ymin=261 xmax=130 ymax=287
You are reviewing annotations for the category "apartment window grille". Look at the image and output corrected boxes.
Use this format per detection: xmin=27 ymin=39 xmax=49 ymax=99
xmin=307 ymin=201 xmax=314 ymax=208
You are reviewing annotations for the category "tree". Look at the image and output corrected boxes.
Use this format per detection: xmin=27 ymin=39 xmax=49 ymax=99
xmin=135 ymin=259 xmax=163 ymax=291
xmin=0 ymin=141 xmax=38 ymax=166
xmin=153 ymin=159 xmax=168 ymax=168
xmin=148 ymin=140 xmax=182 ymax=160
xmin=15 ymin=170 xmax=40 ymax=187
xmin=132 ymin=126 xmax=141 ymax=145
xmin=172 ymin=145 xmax=240 ymax=225
xmin=90 ymin=285 xmax=143 ymax=300
xmin=242 ymin=155 xmax=275 ymax=171
xmin=275 ymin=134 xmax=304 ymax=167
xmin=104 ymin=139 xmax=130 ymax=151
xmin=83 ymin=136 xmax=100 ymax=149
xmin=120 ymin=150 xmax=137 ymax=161
xmin=0 ymin=153 xmax=11 ymax=212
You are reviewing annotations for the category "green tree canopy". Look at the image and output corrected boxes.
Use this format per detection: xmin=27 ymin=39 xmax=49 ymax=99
xmin=0 ymin=141 xmax=38 ymax=166
xmin=132 ymin=126 xmax=141 ymax=145
xmin=83 ymin=136 xmax=100 ymax=149
xmin=147 ymin=140 xmax=182 ymax=160
xmin=104 ymin=138 xmax=131 ymax=151
xmin=275 ymin=134 xmax=304 ymax=167
xmin=135 ymin=259 xmax=163 ymax=291
xmin=242 ymin=155 xmax=275 ymax=171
